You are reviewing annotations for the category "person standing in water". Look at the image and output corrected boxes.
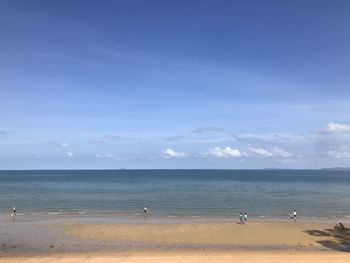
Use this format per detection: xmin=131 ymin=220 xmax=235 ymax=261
xmin=11 ymin=206 xmax=16 ymax=222
xmin=239 ymin=212 xmax=244 ymax=224
xmin=144 ymin=205 xmax=148 ymax=214
xmin=293 ymin=209 xmax=297 ymax=222
xmin=244 ymin=212 xmax=248 ymax=223
xmin=12 ymin=206 xmax=16 ymax=216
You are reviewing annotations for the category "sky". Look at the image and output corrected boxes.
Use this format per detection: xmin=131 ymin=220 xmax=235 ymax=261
xmin=1 ymin=0 xmax=350 ymax=169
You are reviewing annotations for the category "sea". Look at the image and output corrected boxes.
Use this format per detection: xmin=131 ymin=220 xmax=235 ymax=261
xmin=1 ymin=169 xmax=350 ymax=221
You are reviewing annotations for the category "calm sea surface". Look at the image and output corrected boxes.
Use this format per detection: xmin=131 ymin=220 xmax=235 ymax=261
xmin=0 ymin=169 xmax=349 ymax=220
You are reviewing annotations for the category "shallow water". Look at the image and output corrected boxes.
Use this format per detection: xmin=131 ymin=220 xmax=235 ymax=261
xmin=1 ymin=169 xmax=350 ymax=220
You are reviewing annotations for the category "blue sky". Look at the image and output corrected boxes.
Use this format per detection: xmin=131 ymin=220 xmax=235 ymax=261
xmin=1 ymin=0 xmax=350 ymax=169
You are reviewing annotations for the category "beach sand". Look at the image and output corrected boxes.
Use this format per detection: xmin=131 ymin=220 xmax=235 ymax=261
xmin=1 ymin=251 xmax=350 ymax=263
xmin=63 ymin=221 xmax=350 ymax=250
xmin=1 ymin=220 xmax=350 ymax=262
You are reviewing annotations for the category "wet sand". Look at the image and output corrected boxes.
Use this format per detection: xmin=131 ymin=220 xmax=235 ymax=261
xmin=64 ymin=221 xmax=350 ymax=250
xmin=1 ymin=219 xmax=350 ymax=262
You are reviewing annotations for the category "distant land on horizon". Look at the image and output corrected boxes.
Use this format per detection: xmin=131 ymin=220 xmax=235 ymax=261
xmin=321 ymin=167 xmax=350 ymax=171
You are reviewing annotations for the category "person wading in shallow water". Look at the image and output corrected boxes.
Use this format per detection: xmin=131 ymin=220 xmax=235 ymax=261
xmin=12 ymin=206 xmax=16 ymax=216
xmin=293 ymin=209 xmax=297 ymax=222
xmin=144 ymin=205 xmax=148 ymax=214
xmin=11 ymin=206 xmax=16 ymax=222
xmin=239 ymin=212 xmax=244 ymax=224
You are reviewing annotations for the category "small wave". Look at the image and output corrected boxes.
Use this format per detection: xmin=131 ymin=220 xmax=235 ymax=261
xmin=133 ymin=213 xmax=142 ymax=216
xmin=48 ymin=212 xmax=60 ymax=215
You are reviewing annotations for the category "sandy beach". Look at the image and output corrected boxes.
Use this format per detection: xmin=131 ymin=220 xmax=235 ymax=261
xmin=1 ymin=219 xmax=350 ymax=262
xmin=1 ymin=251 xmax=350 ymax=263
xmin=63 ymin=221 xmax=349 ymax=249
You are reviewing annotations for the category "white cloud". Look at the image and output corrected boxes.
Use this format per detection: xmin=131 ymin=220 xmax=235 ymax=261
xmin=162 ymin=148 xmax=188 ymax=158
xmin=66 ymin=151 xmax=74 ymax=157
xmin=327 ymin=150 xmax=350 ymax=159
xmin=90 ymin=133 xmax=121 ymax=143
xmin=179 ymin=137 xmax=234 ymax=144
xmin=95 ymin=153 xmax=121 ymax=160
xmin=247 ymin=146 xmax=273 ymax=157
xmin=247 ymin=146 xmax=292 ymax=158
xmin=324 ymin=122 xmax=350 ymax=134
xmin=104 ymin=153 xmax=116 ymax=158
xmin=206 ymin=147 xmax=241 ymax=158
xmin=235 ymin=133 xmax=286 ymax=142
xmin=271 ymin=146 xmax=292 ymax=158
xmin=95 ymin=153 xmax=147 ymax=161
xmin=192 ymin=127 xmax=226 ymax=133
xmin=163 ymin=135 xmax=187 ymax=141
xmin=61 ymin=142 xmax=69 ymax=147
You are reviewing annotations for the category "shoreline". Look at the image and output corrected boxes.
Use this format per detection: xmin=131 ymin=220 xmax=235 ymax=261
xmin=2 ymin=211 xmax=350 ymax=224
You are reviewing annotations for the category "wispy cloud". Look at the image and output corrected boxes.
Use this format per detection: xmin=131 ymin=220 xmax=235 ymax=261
xmin=66 ymin=151 xmax=74 ymax=158
xmin=165 ymin=129 xmax=305 ymax=147
xmin=163 ymin=135 xmax=187 ymax=142
xmin=96 ymin=153 xmax=121 ymax=160
xmin=247 ymin=146 xmax=292 ymax=158
xmin=234 ymin=133 xmax=289 ymax=142
xmin=192 ymin=127 xmax=226 ymax=134
xmin=247 ymin=146 xmax=273 ymax=157
xmin=163 ymin=136 xmax=233 ymax=144
xmin=95 ymin=153 xmax=147 ymax=161
xmin=327 ymin=150 xmax=350 ymax=159
xmin=206 ymin=147 xmax=241 ymax=158
xmin=271 ymin=146 xmax=293 ymax=158
xmin=92 ymin=46 xmax=201 ymax=70
xmin=94 ymin=48 xmax=144 ymax=63
xmin=90 ymin=133 xmax=121 ymax=143
xmin=162 ymin=148 xmax=188 ymax=159
xmin=104 ymin=153 xmax=116 ymax=158
xmin=61 ymin=142 xmax=69 ymax=148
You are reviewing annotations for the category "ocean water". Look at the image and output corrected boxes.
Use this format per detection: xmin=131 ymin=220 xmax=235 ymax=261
xmin=0 ymin=169 xmax=350 ymax=220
